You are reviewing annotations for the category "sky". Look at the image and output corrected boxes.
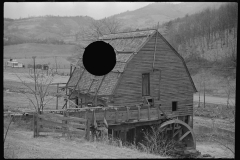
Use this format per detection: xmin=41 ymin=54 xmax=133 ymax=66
xmin=4 ymin=2 xmax=181 ymax=20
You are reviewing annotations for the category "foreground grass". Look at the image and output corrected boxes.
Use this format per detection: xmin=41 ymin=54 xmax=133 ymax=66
xmin=4 ymin=117 xmax=164 ymax=159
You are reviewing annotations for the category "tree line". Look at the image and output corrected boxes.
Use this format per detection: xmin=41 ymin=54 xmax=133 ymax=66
xmin=163 ymin=2 xmax=237 ymax=51
xmin=4 ymin=36 xmax=66 ymax=46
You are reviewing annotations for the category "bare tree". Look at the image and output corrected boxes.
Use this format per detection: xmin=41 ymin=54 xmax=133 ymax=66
xmin=80 ymin=17 xmax=122 ymax=41
xmin=15 ymin=69 xmax=55 ymax=113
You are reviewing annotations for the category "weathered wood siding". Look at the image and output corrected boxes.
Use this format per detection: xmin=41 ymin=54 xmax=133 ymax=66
xmin=113 ymin=32 xmax=195 ymax=117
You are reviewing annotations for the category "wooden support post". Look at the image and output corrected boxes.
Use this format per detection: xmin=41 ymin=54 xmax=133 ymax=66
xmin=172 ymin=123 xmax=174 ymax=138
xmin=56 ymin=83 xmax=59 ymax=110
xmin=126 ymin=107 xmax=129 ymax=122
xmin=66 ymin=89 xmax=69 ymax=109
xmin=157 ymin=104 xmax=160 ymax=119
xmin=62 ymin=111 xmax=66 ymax=137
xmin=70 ymin=65 xmax=72 ymax=76
xmin=65 ymin=111 xmax=69 ymax=139
xmin=137 ymin=106 xmax=141 ymax=121
xmin=147 ymin=105 xmax=150 ymax=120
xmin=36 ymin=113 xmax=39 ymax=137
xmin=123 ymin=130 xmax=127 ymax=145
xmin=115 ymin=108 xmax=118 ymax=123
xmin=134 ymin=127 xmax=136 ymax=145
xmin=85 ymin=110 xmax=90 ymax=141
xmin=33 ymin=113 xmax=36 ymax=137
xmin=112 ymin=129 xmax=114 ymax=140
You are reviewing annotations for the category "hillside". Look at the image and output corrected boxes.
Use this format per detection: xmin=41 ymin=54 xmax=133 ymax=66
xmin=4 ymin=16 xmax=93 ymax=43
xmin=4 ymin=43 xmax=81 ymax=58
xmin=112 ymin=2 xmax=224 ymax=29
xmin=4 ymin=2 xmax=225 ymax=44
xmin=160 ymin=3 xmax=237 ymax=77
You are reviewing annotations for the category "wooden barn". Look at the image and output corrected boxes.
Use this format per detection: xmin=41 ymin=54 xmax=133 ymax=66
xmin=66 ymin=29 xmax=197 ymax=128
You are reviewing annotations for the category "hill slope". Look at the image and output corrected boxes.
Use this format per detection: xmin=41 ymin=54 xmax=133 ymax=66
xmin=113 ymin=2 xmax=224 ymax=29
xmin=4 ymin=2 xmax=225 ymax=43
xmin=4 ymin=16 xmax=93 ymax=43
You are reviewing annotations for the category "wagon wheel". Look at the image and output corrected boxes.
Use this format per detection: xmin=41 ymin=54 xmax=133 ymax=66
xmin=159 ymin=119 xmax=196 ymax=149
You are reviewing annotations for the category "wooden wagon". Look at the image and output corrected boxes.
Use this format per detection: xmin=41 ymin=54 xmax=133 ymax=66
xmin=61 ymin=29 xmax=197 ymax=149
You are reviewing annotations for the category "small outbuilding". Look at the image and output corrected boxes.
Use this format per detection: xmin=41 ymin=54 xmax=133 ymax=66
xmin=7 ymin=59 xmax=23 ymax=68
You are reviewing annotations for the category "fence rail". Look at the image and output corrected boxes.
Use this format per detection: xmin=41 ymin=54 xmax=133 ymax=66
xmin=33 ymin=111 xmax=90 ymax=140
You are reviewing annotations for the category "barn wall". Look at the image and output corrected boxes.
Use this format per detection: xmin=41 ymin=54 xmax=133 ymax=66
xmin=113 ymin=32 xmax=195 ymax=117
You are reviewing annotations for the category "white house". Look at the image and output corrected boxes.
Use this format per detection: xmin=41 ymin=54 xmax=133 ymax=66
xmin=7 ymin=59 xmax=24 ymax=68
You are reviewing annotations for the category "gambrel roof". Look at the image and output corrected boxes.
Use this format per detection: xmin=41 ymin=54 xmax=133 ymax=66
xmin=67 ymin=29 xmax=197 ymax=98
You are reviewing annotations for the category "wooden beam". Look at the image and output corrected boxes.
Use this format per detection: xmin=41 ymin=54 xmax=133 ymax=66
xmin=91 ymin=75 xmax=106 ymax=105
xmin=126 ymin=107 xmax=129 ymax=121
xmin=100 ymin=35 xmax=150 ymax=41
xmin=56 ymin=83 xmax=59 ymax=110
xmin=152 ymin=30 xmax=158 ymax=70
xmin=179 ymin=131 xmax=190 ymax=141
xmin=137 ymin=105 xmax=141 ymax=121
xmin=85 ymin=110 xmax=90 ymax=141
xmin=147 ymin=105 xmax=150 ymax=120
xmin=115 ymin=108 xmax=118 ymax=123
xmin=173 ymin=127 xmax=182 ymax=138
xmin=68 ymin=68 xmax=85 ymax=98
xmin=158 ymin=104 xmax=168 ymax=119
xmin=158 ymin=70 xmax=161 ymax=100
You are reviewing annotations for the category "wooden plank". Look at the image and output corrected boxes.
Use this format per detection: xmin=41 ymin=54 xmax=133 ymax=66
xmin=147 ymin=105 xmax=150 ymax=120
xmin=33 ymin=113 xmax=36 ymax=137
xmin=126 ymin=107 xmax=129 ymax=121
xmin=56 ymin=83 xmax=59 ymax=110
xmin=39 ymin=118 xmax=66 ymax=128
xmin=85 ymin=110 xmax=90 ymax=141
xmin=39 ymin=127 xmax=56 ymax=133
xmin=38 ymin=113 xmax=86 ymax=123
xmin=115 ymin=108 xmax=118 ymax=123
xmin=179 ymin=131 xmax=190 ymax=141
xmin=36 ymin=113 xmax=39 ymax=136
xmin=68 ymin=122 xmax=86 ymax=130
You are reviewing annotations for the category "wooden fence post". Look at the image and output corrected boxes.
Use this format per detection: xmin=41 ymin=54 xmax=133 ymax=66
xmin=85 ymin=110 xmax=90 ymax=141
xmin=147 ymin=104 xmax=150 ymax=120
xmin=65 ymin=111 xmax=69 ymax=139
xmin=62 ymin=111 xmax=66 ymax=137
xmin=56 ymin=83 xmax=59 ymax=110
xmin=33 ymin=113 xmax=36 ymax=137
xmin=36 ymin=113 xmax=39 ymax=137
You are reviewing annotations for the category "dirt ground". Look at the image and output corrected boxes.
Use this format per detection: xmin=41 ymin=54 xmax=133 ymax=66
xmin=196 ymin=142 xmax=234 ymax=158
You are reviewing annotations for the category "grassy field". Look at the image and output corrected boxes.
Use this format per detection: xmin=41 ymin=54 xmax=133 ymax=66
xmin=191 ymin=70 xmax=236 ymax=98
xmin=4 ymin=43 xmax=79 ymax=58
xmin=193 ymin=102 xmax=235 ymax=122
xmin=4 ymin=43 xmax=82 ymax=69
xmin=4 ymin=116 xmax=164 ymax=159
xmin=4 ymin=67 xmax=71 ymax=76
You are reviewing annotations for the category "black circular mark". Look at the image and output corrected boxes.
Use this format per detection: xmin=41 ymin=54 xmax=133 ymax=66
xmin=82 ymin=41 xmax=116 ymax=76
